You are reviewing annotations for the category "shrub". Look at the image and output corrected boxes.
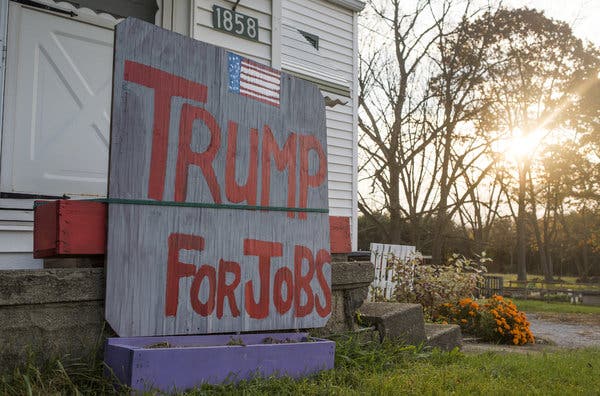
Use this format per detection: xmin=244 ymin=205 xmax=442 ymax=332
xmin=389 ymin=253 xmax=488 ymax=319
xmin=439 ymin=295 xmax=534 ymax=345
xmin=438 ymin=298 xmax=481 ymax=334
xmin=480 ymin=295 xmax=535 ymax=345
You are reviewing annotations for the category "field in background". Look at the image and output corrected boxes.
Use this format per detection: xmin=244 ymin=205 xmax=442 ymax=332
xmin=512 ymin=299 xmax=600 ymax=315
xmin=488 ymin=273 xmax=600 ymax=291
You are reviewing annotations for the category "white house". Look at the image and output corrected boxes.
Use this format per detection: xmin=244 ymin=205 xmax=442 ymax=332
xmin=0 ymin=0 xmax=364 ymax=269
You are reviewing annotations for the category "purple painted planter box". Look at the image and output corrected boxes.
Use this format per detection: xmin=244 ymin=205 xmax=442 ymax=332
xmin=104 ymin=332 xmax=335 ymax=392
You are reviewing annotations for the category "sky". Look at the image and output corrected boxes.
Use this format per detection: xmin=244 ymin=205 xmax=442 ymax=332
xmin=356 ymin=0 xmax=600 ymax=212
xmin=505 ymin=0 xmax=600 ymax=45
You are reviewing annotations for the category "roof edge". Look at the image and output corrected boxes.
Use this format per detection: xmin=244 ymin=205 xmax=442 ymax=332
xmin=324 ymin=0 xmax=366 ymax=12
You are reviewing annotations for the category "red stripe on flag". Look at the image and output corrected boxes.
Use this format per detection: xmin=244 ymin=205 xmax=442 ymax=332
xmin=240 ymin=81 xmax=280 ymax=98
xmin=241 ymin=60 xmax=281 ymax=77
xmin=241 ymin=92 xmax=280 ymax=107
xmin=241 ymin=85 xmax=280 ymax=102
xmin=240 ymin=72 xmax=281 ymax=88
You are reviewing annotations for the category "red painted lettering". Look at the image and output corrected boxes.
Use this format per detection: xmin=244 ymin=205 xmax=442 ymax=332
xmin=176 ymin=104 xmax=221 ymax=203
xmin=315 ymin=249 xmax=332 ymax=317
xmin=190 ymin=264 xmax=216 ymax=316
xmin=217 ymin=259 xmax=241 ymax=318
xmin=123 ymin=61 xmax=207 ymax=201
xmin=165 ymin=233 xmax=204 ymax=316
xmin=244 ymin=239 xmax=282 ymax=319
xmin=273 ymin=267 xmax=293 ymax=314
xmin=225 ymin=121 xmax=259 ymax=205
xmin=294 ymin=245 xmax=315 ymax=317
xmin=261 ymin=126 xmax=297 ymax=218
xmin=298 ymin=135 xmax=327 ymax=219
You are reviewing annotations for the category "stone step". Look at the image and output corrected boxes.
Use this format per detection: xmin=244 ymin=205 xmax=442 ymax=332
xmin=425 ymin=323 xmax=462 ymax=351
xmin=358 ymin=302 xmax=426 ymax=345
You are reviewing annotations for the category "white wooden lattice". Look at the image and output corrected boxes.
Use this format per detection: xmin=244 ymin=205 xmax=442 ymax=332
xmin=369 ymin=243 xmax=416 ymax=301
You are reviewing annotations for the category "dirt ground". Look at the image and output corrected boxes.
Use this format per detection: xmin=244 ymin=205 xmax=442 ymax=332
xmin=462 ymin=311 xmax=600 ymax=354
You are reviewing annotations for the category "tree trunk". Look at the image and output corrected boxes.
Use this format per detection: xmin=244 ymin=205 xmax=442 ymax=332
xmin=388 ymin=163 xmax=403 ymax=245
xmin=532 ymin=223 xmax=551 ymax=282
xmin=529 ymin=199 xmax=552 ymax=282
xmin=431 ymin=127 xmax=453 ymax=265
xmin=431 ymin=213 xmax=447 ymax=265
xmin=547 ymin=253 xmax=554 ymax=280
xmin=581 ymin=245 xmax=591 ymax=280
xmin=516 ymin=164 xmax=528 ymax=282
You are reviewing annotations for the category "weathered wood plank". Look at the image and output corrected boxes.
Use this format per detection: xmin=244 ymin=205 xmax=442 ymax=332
xmin=34 ymin=200 xmax=350 ymax=256
xmin=33 ymin=200 xmax=107 ymax=258
xmin=329 ymin=216 xmax=351 ymax=253
xmin=106 ymin=18 xmax=332 ymax=336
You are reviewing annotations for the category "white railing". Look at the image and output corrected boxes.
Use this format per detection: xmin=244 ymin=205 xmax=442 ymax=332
xmin=369 ymin=243 xmax=416 ymax=301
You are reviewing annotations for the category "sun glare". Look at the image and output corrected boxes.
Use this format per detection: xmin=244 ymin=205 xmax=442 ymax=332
xmin=496 ymin=128 xmax=546 ymax=162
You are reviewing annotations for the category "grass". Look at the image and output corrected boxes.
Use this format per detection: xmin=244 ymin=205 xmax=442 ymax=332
xmin=512 ymin=299 xmax=600 ymax=314
xmin=489 ymin=273 xmax=582 ymax=283
xmin=488 ymin=273 xmax=600 ymax=291
xmin=3 ymin=336 xmax=600 ymax=395
xmin=0 ymin=350 xmax=119 ymax=395
xmin=189 ymin=344 xmax=600 ymax=395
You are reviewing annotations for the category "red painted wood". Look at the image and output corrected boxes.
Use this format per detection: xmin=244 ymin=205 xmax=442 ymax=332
xmin=33 ymin=201 xmax=351 ymax=256
xmin=329 ymin=216 xmax=352 ymax=254
xmin=33 ymin=201 xmax=58 ymax=258
xmin=33 ymin=200 xmax=107 ymax=258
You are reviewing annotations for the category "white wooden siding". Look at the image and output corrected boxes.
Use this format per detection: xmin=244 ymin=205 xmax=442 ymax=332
xmin=0 ymin=224 xmax=42 ymax=269
xmin=281 ymin=0 xmax=357 ymax=244
xmin=0 ymin=0 xmax=7 ymax=139
xmin=191 ymin=0 xmax=272 ymax=65
xmin=281 ymin=0 xmax=354 ymax=91
xmin=351 ymin=11 xmax=359 ymax=251
xmin=323 ymin=90 xmax=354 ymax=218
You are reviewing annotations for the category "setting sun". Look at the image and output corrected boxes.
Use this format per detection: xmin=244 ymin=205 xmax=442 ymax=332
xmin=496 ymin=128 xmax=547 ymax=162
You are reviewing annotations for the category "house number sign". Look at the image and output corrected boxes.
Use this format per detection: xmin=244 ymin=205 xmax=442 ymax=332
xmin=212 ymin=5 xmax=259 ymax=41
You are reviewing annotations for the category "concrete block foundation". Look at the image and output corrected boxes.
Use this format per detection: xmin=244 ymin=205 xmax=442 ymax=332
xmin=0 ymin=260 xmax=373 ymax=372
xmin=0 ymin=268 xmax=107 ymax=370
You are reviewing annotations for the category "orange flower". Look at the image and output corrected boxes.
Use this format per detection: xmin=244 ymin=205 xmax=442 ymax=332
xmin=459 ymin=298 xmax=472 ymax=307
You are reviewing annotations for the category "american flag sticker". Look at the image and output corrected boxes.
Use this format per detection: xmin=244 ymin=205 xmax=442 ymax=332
xmin=228 ymin=52 xmax=281 ymax=107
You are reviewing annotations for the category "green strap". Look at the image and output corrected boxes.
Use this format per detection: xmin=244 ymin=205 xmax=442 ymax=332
xmin=34 ymin=197 xmax=329 ymax=214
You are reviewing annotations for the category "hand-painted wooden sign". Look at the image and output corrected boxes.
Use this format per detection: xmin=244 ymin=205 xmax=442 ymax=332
xmin=105 ymin=18 xmax=331 ymax=337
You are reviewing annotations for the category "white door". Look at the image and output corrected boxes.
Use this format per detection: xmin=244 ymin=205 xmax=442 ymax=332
xmin=1 ymin=2 xmax=114 ymax=197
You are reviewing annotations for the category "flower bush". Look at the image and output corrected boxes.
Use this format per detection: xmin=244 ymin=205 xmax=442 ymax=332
xmin=481 ymin=295 xmax=535 ymax=345
xmin=438 ymin=297 xmax=481 ymax=334
xmin=386 ymin=253 xmax=488 ymax=319
xmin=438 ymin=295 xmax=534 ymax=345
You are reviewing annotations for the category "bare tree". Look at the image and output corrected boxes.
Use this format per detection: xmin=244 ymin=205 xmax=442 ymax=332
xmin=359 ymin=0 xmax=497 ymax=262
xmin=465 ymin=8 xmax=600 ymax=280
xmin=358 ymin=0 xmax=443 ymax=246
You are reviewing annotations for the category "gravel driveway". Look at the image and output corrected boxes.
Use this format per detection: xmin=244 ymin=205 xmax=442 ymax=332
xmin=527 ymin=313 xmax=600 ymax=348
xmin=462 ymin=312 xmax=600 ymax=353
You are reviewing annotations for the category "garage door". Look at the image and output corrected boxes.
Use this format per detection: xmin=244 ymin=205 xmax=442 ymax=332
xmin=1 ymin=2 xmax=114 ymax=197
